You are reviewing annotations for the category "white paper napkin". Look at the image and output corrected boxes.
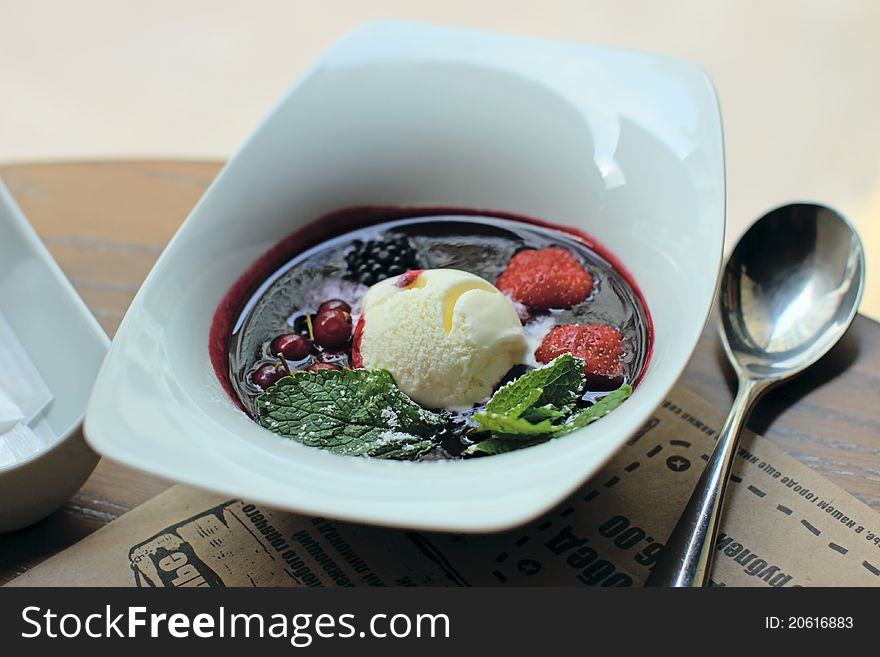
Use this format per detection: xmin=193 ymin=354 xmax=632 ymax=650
xmin=0 ymin=310 xmax=52 ymax=423
xmin=0 ymin=386 xmax=23 ymax=433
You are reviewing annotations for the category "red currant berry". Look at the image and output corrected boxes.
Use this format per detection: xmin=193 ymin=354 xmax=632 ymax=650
xmin=313 ymin=309 xmax=352 ymax=349
xmin=317 ymin=299 xmax=351 ymax=314
xmin=307 ymin=362 xmax=341 ymax=373
xmin=271 ymin=333 xmax=314 ymax=361
xmin=252 ymin=363 xmax=284 ymax=389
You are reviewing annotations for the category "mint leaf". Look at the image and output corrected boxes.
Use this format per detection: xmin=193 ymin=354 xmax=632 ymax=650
xmin=561 ymin=384 xmax=632 ymax=433
xmin=504 ymin=386 xmax=544 ymax=418
xmin=257 ymin=368 xmax=444 ymax=459
xmin=473 ymin=413 xmax=557 ymax=436
xmin=484 ymin=354 xmax=585 ymax=418
xmin=463 ymin=435 xmax=550 ymax=456
xmin=520 ymin=403 xmax=568 ymax=423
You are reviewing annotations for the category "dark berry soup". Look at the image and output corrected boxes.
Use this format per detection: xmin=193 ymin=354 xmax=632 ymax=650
xmin=212 ymin=209 xmax=652 ymax=460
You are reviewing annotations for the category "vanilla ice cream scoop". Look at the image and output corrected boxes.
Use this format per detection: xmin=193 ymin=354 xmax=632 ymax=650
xmin=354 ymin=269 xmax=528 ymax=408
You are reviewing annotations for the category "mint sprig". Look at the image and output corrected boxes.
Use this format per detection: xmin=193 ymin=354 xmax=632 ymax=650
xmin=467 ymin=355 xmax=632 ymax=456
xmin=257 ymin=368 xmax=444 ymax=459
xmin=482 ymin=354 xmax=585 ymax=419
xmin=471 ymin=354 xmax=585 ymax=437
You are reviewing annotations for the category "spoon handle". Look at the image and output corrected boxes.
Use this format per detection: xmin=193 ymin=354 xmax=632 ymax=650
xmin=645 ymin=379 xmax=763 ymax=587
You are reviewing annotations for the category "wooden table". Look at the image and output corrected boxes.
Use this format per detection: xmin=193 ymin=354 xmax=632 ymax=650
xmin=0 ymin=161 xmax=878 ymax=586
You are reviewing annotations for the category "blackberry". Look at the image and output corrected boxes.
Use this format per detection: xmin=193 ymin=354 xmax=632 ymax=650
xmin=344 ymin=233 xmax=420 ymax=286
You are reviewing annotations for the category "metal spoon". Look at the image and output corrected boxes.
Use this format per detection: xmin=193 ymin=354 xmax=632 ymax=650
xmin=646 ymin=203 xmax=865 ymax=587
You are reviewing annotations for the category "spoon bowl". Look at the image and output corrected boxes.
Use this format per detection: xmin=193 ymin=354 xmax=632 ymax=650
xmin=722 ymin=204 xmax=865 ymax=381
xmin=648 ymin=202 xmax=864 ymax=587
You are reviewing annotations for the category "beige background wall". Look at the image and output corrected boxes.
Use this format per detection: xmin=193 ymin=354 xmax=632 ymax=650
xmin=2 ymin=0 xmax=879 ymax=316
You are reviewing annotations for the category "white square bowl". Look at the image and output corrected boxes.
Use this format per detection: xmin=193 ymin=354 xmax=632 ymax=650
xmin=85 ymin=22 xmax=724 ymax=532
xmin=0 ymin=181 xmax=109 ymax=532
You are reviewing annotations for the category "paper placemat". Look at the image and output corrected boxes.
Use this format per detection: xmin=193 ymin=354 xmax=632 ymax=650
xmin=8 ymin=385 xmax=880 ymax=587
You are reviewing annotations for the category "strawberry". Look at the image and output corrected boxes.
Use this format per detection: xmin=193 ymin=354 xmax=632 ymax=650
xmin=535 ymin=324 xmax=626 ymax=388
xmin=496 ymin=247 xmax=593 ymax=309
xmin=350 ymin=315 xmax=366 ymax=369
